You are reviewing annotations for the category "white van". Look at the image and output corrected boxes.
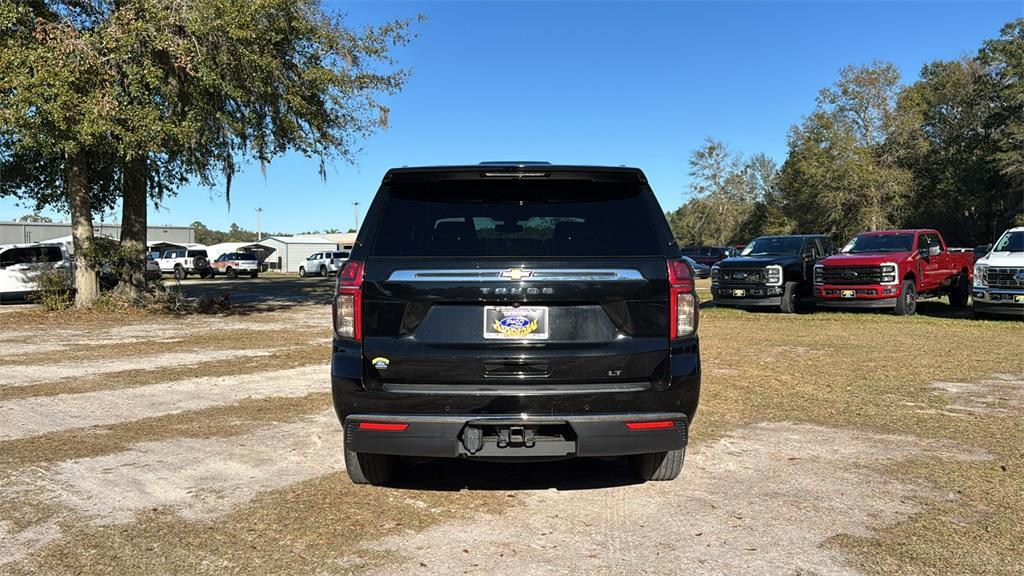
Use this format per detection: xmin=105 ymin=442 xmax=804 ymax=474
xmin=0 ymin=243 xmax=73 ymax=302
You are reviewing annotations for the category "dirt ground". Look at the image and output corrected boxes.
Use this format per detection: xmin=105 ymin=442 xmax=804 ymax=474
xmin=0 ymin=277 xmax=1022 ymax=575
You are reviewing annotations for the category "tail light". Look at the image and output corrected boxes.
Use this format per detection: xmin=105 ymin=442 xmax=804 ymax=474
xmin=668 ymin=260 xmax=697 ymax=339
xmin=333 ymin=260 xmax=364 ymax=340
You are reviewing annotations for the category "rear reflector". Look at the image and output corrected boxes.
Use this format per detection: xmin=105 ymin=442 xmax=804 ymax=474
xmin=625 ymin=420 xmax=675 ymax=430
xmin=358 ymin=422 xmax=408 ymax=431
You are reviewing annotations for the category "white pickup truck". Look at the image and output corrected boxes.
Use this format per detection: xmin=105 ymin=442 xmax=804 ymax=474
xmin=973 ymin=227 xmax=1024 ymax=319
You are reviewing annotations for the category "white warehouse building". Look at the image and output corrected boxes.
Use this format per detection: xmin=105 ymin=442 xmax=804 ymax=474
xmin=261 ymin=235 xmax=339 ymax=273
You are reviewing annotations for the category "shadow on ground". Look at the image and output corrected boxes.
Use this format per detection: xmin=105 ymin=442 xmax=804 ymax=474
xmin=388 ymin=456 xmax=644 ymax=492
xmin=170 ymin=276 xmax=336 ymax=315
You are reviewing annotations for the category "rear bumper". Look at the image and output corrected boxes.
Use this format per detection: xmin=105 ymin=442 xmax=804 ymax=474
xmin=332 ymin=375 xmax=701 ymax=422
xmin=343 ymin=413 xmax=688 ymax=459
xmin=331 ymin=339 xmax=701 ymax=459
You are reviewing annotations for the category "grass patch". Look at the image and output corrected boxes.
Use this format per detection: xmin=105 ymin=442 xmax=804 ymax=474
xmin=6 ymin=473 xmax=508 ymax=576
xmin=2 ymin=291 xmax=1022 ymax=573
xmin=692 ymin=304 xmax=1024 ymax=573
xmin=0 ymin=392 xmax=333 ymax=468
xmin=0 ymin=344 xmax=330 ymax=402
xmin=1 ymin=326 xmax=327 ymax=367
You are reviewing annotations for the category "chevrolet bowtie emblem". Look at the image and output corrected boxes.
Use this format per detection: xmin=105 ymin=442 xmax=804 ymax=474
xmin=501 ymin=268 xmax=532 ymax=281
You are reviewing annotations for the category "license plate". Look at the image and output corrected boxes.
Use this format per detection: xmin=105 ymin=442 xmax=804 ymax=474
xmin=484 ymin=306 xmax=549 ymax=340
xmin=841 ymin=290 xmax=856 ymax=299
xmin=732 ymin=289 xmax=746 ymax=297
xmin=1015 ymin=295 xmax=1024 ymax=303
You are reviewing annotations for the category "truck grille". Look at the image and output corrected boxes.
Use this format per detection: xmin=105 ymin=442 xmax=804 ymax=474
xmin=987 ymin=267 xmax=1024 ymax=288
xmin=719 ymin=268 xmax=765 ymax=284
xmin=819 ymin=265 xmax=883 ymax=285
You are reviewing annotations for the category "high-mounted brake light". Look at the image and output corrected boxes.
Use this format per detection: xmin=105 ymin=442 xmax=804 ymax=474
xmin=625 ymin=420 xmax=675 ymax=430
xmin=358 ymin=422 xmax=408 ymax=431
xmin=668 ymin=260 xmax=697 ymax=339
xmin=334 ymin=260 xmax=365 ymax=341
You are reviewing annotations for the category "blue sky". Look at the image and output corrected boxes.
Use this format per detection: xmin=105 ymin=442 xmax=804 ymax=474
xmin=2 ymin=1 xmax=1020 ymax=233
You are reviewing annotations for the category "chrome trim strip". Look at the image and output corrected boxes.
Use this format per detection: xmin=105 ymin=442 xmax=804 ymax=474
xmin=387 ymin=268 xmax=645 ymax=282
xmin=381 ymin=382 xmax=651 ymax=395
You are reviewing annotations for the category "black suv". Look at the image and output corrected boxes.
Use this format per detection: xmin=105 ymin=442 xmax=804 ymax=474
xmin=710 ymin=234 xmax=833 ymax=313
xmin=331 ymin=164 xmax=701 ymax=485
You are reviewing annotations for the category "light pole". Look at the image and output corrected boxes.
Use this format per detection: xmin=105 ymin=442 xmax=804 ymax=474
xmin=353 ymin=202 xmax=360 ymax=231
xmin=255 ymin=207 xmax=263 ymax=240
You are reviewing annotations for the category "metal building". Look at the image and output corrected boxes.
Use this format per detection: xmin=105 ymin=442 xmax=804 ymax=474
xmin=317 ymin=232 xmax=358 ymax=249
xmin=260 ymin=235 xmax=339 ymax=273
xmin=0 ymin=221 xmax=195 ymax=245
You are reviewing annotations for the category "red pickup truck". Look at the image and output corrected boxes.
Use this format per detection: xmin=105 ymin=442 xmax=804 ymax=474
xmin=814 ymin=229 xmax=973 ymax=315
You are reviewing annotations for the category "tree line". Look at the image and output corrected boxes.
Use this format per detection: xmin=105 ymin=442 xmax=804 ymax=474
xmin=1 ymin=1 xmax=419 ymax=307
xmin=668 ymin=19 xmax=1023 ymax=249
xmin=189 ymin=221 xmax=353 ymax=245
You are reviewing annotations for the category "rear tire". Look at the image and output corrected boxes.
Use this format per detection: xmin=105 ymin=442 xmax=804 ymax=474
xmin=894 ymin=280 xmax=917 ymax=316
xmin=634 ymin=448 xmax=685 ymax=481
xmin=779 ymin=281 xmax=799 ymax=314
xmin=226 ymin=267 xmax=236 ymax=279
xmin=250 ymin=271 xmax=259 ymax=278
xmin=320 ymin=265 xmax=328 ymax=278
xmin=299 ymin=267 xmax=306 ymax=278
xmin=344 ymin=448 xmax=398 ymax=485
xmin=949 ymin=272 xmax=969 ymax=308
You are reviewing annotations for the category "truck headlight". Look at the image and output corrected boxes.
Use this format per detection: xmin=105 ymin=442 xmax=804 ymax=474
xmin=813 ymin=264 xmax=824 ymax=285
xmin=765 ymin=265 xmax=782 ymax=286
xmin=710 ymin=265 xmax=720 ymax=282
xmin=974 ymin=264 xmax=988 ymax=288
xmin=880 ymin=262 xmax=898 ymax=285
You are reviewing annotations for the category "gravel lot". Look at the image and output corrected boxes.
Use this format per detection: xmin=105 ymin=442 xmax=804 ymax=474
xmin=1 ymin=277 xmax=1021 ymax=574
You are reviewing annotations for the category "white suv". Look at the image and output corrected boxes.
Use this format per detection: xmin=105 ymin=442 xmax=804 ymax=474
xmin=299 ymin=250 xmax=349 ymax=277
xmin=0 ymin=243 xmax=72 ymax=302
xmin=155 ymin=247 xmax=213 ymax=280
xmin=973 ymin=227 xmax=1024 ymax=319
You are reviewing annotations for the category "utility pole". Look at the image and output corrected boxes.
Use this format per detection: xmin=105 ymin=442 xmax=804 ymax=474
xmin=353 ymin=202 xmax=360 ymax=231
xmin=255 ymin=207 xmax=263 ymax=240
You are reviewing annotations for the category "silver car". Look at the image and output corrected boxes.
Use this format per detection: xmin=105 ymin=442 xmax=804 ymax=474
xmin=299 ymin=250 xmax=350 ymax=277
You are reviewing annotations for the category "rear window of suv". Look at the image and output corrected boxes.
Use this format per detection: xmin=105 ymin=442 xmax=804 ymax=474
xmin=371 ymin=181 xmax=663 ymax=257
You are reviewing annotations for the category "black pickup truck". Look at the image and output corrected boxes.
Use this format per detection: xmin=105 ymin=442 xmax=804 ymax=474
xmin=330 ymin=163 xmax=701 ymax=484
xmin=711 ymin=234 xmax=834 ymax=313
